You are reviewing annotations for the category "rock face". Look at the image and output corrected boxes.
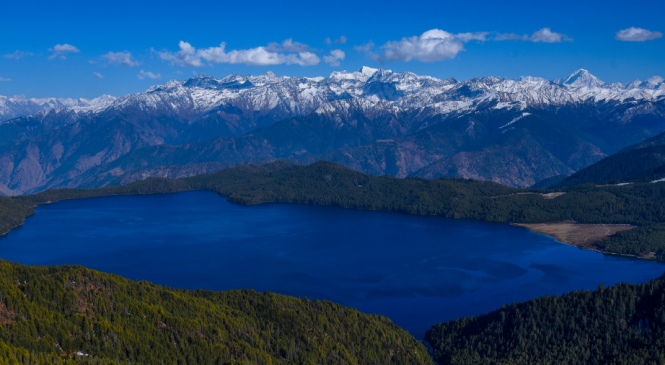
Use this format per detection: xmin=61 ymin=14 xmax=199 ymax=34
xmin=0 ymin=68 xmax=664 ymax=194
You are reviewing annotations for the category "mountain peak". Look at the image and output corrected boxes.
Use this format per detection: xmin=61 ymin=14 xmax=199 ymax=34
xmin=563 ymin=69 xmax=605 ymax=88
xmin=359 ymin=66 xmax=379 ymax=77
xmin=647 ymin=75 xmax=664 ymax=84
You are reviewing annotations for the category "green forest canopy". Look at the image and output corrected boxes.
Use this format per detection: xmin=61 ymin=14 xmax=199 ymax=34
xmin=425 ymin=276 xmax=665 ymax=364
xmin=0 ymin=260 xmax=431 ymax=364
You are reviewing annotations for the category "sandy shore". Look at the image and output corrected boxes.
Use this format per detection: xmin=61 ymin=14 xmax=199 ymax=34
xmin=513 ymin=221 xmax=635 ymax=251
xmin=492 ymin=192 xmax=566 ymax=200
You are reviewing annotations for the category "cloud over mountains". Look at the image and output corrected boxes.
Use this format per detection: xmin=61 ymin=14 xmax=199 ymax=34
xmin=382 ymin=29 xmax=464 ymax=62
xmin=356 ymin=28 xmax=572 ymax=64
xmin=102 ymin=51 xmax=140 ymax=67
xmin=155 ymin=40 xmax=320 ymax=67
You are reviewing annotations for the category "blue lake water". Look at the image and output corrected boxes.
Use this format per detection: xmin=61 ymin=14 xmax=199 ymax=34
xmin=1 ymin=191 xmax=663 ymax=338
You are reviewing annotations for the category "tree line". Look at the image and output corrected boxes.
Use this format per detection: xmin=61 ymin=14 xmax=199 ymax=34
xmin=3 ymin=160 xmax=665 ymax=257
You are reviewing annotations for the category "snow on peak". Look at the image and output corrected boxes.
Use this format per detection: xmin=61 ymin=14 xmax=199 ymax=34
xmin=516 ymin=76 xmax=547 ymax=83
xmin=359 ymin=66 xmax=379 ymax=77
xmin=647 ymin=76 xmax=664 ymax=85
xmin=3 ymin=67 xmax=664 ymax=127
xmin=74 ymin=94 xmax=116 ymax=111
xmin=563 ymin=69 xmax=605 ymax=88
xmin=145 ymin=80 xmax=183 ymax=93
xmin=0 ymin=93 xmax=118 ymax=122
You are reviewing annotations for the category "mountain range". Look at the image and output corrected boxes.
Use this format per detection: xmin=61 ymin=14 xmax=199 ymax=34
xmin=0 ymin=67 xmax=664 ymax=195
xmin=0 ymin=94 xmax=116 ymax=123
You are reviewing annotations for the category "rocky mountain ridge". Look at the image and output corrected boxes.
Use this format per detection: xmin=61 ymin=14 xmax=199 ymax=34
xmin=0 ymin=67 xmax=663 ymax=194
xmin=0 ymin=94 xmax=115 ymax=123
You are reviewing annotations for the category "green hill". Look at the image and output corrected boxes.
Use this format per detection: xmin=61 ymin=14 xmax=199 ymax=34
xmin=0 ymin=261 xmax=431 ymax=364
xmin=556 ymin=131 xmax=665 ymax=188
xmin=425 ymin=277 xmax=665 ymax=364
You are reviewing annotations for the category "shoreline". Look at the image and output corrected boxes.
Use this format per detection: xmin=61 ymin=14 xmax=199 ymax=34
xmin=2 ymin=190 xmax=655 ymax=262
xmin=512 ymin=222 xmax=652 ymax=260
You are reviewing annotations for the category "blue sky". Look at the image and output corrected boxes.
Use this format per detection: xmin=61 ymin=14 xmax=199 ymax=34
xmin=1 ymin=0 xmax=663 ymax=98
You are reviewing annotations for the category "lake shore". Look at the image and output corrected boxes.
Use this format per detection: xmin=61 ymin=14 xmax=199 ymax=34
xmin=512 ymin=222 xmax=648 ymax=258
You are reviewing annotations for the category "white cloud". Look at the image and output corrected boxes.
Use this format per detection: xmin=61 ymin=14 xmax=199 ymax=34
xmin=354 ymin=42 xmax=374 ymax=53
xmin=137 ymin=70 xmax=162 ymax=80
xmin=492 ymin=28 xmax=572 ymax=43
xmin=529 ymin=28 xmax=572 ymax=43
xmin=323 ymin=49 xmax=345 ymax=66
xmin=156 ymin=40 xmax=320 ymax=67
xmin=3 ymin=50 xmax=33 ymax=60
xmin=354 ymin=28 xmax=573 ymax=65
xmin=102 ymin=51 xmax=140 ymax=67
xmin=324 ymin=37 xmax=332 ymax=45
xmin=381 ymin=29 xmax=465 ymax=62
xmin=155 ymin=41 xmax=203 ymax=67
xmin=615 ymin=27 xmax=663 ymax=42
xmin=334 ymin=36 xmax=347 ymax=44
xmin=93 ymin=72 xmax=104 ymax=79
xmin=647 ymin=75 xmax=664 ymax=84
xmin=494 ymin=33 xmax=527 ymax=41
xmin=48 ymin=43 xmax=80 ymax=60
xmin=456 ymin=32 xmax=490 ymax=42
xmin=354 ymin=41 xmax=382 ymax=63
xmin=266 ymin=38 xmax=310 ymax=53
xmin=0 ymin=77 xmax=10 ymax=82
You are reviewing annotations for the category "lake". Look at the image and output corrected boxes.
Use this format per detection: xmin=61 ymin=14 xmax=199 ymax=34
xmin=1 ymin=191 xmax=663 ymax=338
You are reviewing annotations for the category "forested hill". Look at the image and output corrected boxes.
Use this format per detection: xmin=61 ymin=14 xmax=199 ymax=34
xmin=425 ymin=276 xmax=665 ymax=364
xmin=0 ymin=261 xmax=431 ymax=364
xmin=3 ymin=160 xmax=665 ymax=257
xmin=555 ymin=130 xmax=665 ymax=188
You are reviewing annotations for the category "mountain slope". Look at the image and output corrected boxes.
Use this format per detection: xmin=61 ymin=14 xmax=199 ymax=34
xmin=0 ymin=67 xmax=664 ymax=194
xmin=556 ymin=130 xmax=665 ymax=187
xmin=0 ymin=261 xmax=431 ymax=364
xmin=425 ymin=278 xmax=665 ymax=364
xmin=94 ymin=100 xmax=662 ymax=188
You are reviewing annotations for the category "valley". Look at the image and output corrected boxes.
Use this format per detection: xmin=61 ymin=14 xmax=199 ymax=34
xmin=2 ymin=68 xmax=665 ymax=364
xmin=5 ymin=1 xmax=665 ymax=362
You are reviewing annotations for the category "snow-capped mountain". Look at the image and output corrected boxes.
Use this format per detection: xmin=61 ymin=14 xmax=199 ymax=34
xmin=2 ymin=67 xmax=662 ymax=129
xmin=0 ymin=67 xmax=663 ymax=195
xmin=84 ymin=66 xmax=665 ymax=125
xmin=0 ymin=94 xmax=115 ymax=123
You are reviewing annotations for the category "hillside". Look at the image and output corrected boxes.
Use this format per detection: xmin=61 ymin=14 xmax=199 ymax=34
xmin=425 ymin=277 xmax=665 ymax=364
xmin=556 ymin=130 xmax=665 ymax=187
xmin=0 ymin=261 xmax=431 ymax=364
xmin=0 ymin=68 xmax=664 ymax=194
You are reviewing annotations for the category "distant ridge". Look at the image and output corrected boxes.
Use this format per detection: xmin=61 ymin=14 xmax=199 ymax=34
xmin=555 ymin=130 xmax=665 ymax=187
xmin=0 ymin=67 xmax=663 ymax=194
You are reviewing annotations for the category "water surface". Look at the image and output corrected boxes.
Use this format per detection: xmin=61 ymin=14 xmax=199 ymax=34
xmin=1 ymin=191 xmax=663 ymax=338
